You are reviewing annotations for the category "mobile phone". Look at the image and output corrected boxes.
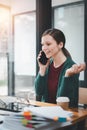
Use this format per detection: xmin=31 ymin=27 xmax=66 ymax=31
xmin=39 ymin=51 xmax=48 ymax=65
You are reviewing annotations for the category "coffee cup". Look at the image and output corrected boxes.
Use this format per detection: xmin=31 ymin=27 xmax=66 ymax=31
xmin=56 ymin=97 xmax=70 ymax=110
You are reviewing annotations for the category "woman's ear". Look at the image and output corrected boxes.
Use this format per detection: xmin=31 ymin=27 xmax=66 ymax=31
xmin=59 ymin=42 xmax=63 ymax=49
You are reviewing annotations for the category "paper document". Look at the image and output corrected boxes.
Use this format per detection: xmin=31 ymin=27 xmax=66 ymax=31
xmin=24 ymin=106 xmax=73 ymax=120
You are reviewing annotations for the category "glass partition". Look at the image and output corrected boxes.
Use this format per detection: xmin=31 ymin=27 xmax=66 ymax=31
xmin=53 ymin=2 xmax=84 ymax=80
xmin=0 ymin=6 xmax=10 ymax=95
xmin=14 ymin=12 xmax=36 ymax=98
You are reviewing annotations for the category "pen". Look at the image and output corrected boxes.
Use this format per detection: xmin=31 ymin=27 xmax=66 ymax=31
xmin=21 ymin=118 xmax=45 ymax=128
xmin=21 ymin=118 xmax=34 ymax=128
xmin=15 ymin=112 xmax=45 ymax=121
xmin=53 ymin=116 xmax=71 ymax=122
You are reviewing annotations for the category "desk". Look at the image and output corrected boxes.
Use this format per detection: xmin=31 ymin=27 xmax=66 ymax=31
xmin=0 ymin=97 xmax=87 ymax=130
xmin=29 ymin=100 xmax=87 ymax=130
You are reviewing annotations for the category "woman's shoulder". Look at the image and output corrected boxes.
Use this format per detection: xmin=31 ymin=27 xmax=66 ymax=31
xmin=64 ymin=57 xmax=76 ymax=67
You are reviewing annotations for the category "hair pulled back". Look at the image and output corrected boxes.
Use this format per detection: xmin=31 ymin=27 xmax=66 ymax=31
xmin=42 ymin=28 xmax=71 ymax=58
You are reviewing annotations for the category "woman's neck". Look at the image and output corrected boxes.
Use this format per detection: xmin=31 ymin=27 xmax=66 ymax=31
xmin=53 ymin=52 xmax=67 ymax=68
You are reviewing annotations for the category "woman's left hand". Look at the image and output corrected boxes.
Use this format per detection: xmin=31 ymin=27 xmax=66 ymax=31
xmin=65 ymin=63 xmax=86 ymax=77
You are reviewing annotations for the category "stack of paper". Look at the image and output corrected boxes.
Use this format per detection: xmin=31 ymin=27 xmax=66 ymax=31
xmin=0 ymin=106 xmax=73 ymax=130
xmin=23 ymin=106 xmax=73 ymax=120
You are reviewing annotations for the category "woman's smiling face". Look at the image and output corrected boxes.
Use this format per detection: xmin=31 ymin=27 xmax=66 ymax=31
xmin=41 ymin=34 xmax=63 ymax=59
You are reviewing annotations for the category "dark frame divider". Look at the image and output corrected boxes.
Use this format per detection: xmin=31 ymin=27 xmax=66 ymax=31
xmin=84 ymin=0 xmax=87 ymax=87
xmin=80 ymin=0 xmax=87 ymax=87
xmin=36 ymin=0 xmax=52 ymax=75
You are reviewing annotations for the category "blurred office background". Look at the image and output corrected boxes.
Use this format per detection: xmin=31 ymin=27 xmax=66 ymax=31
xmin=0 ymin=0 xmax=86 ymax=98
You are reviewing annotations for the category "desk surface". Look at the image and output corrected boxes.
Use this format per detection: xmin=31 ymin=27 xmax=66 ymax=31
xmin=29 ymin=100 xmax=87 ymax=125
xmin=0 ymin=97 xmax=87 ymax=130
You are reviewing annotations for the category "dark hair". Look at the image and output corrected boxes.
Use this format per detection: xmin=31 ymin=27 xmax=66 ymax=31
xmin=42 ymin=28 xmax=71 ymax=58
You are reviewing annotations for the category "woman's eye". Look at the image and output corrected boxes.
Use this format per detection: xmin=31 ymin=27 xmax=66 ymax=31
xmin=47 ymin=43 xmax=51 ymax=46
xmin=41 ymin=42 xmax=51 ymax=46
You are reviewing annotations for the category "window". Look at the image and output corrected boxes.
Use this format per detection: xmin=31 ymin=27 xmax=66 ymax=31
xmin=0 ymin=5 xmax=10 ymax=95
xmin=14 ymin=12 xmax=36 ymax=94
xmin=53 ymin=2 xmax=84 ymax=80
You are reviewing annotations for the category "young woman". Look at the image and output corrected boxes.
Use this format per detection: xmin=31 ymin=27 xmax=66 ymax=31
xmin=35 ymin=28 xmax=86 ymax=108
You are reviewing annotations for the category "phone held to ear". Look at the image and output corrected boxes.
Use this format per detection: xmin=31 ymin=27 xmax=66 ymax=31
xmin=39 ymin=51 xmax=48 ymax=65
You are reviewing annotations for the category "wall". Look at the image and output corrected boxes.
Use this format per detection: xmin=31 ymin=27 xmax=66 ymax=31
xmin=11 ymin=0 xmax=36 ymax=14
xmin=0 ymin=0 xmax=10 ymax=6
xmin=11 ymin=0 xmax=83 ymax=15
xmin=0 ymin=0 xmax=83 ymax=13
xmin=0 ymin=0 xmax=36 ymax=14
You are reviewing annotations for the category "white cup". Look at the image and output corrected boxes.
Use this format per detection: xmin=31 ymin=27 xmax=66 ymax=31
xmin=56 ymin=97 xmax=70 ymax=110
